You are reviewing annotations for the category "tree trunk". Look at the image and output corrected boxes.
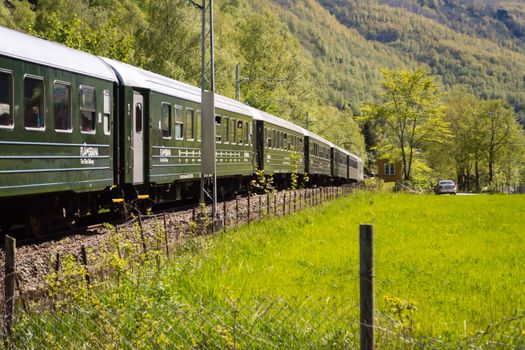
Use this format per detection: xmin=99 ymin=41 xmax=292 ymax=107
xmin=400 ymin=142 xmax=408 ymax=181
xmin=488 ymin=145 xmax=495 ymax=184
xmin=406 ymin=145 xmax=414 ymax=181
xmin=475 ymin=159 xmax=480 ymax=191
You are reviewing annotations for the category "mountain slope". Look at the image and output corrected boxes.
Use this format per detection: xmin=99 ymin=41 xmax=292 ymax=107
xmin=268 ymin=0 xmax=525 ymax=121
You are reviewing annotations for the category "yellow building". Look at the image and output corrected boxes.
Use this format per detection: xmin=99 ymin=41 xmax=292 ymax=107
xmin=376 ymin=159 xmax=403 ymax=182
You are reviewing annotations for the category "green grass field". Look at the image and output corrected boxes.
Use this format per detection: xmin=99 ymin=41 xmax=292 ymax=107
xmin=184 ymin=192 xmax=525 ymax=334
xmin=12 ymin=192 xmax=525 ymax=349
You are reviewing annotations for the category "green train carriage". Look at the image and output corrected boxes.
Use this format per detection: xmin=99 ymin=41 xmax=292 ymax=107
xmin=0 ymin=27 xmax=117 ymax=234
xmin=102 ymin=59 xmax=256 ymax=203
xmin=305 ymin=131 xmax=332 ymax=185
xmin=331 ymin=144 xmax=350 ymax=183
xmin=251 ymin=108 xmax=306 ymax=187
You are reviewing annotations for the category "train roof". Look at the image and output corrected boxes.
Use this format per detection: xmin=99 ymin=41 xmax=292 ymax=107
xmin=0 ymin=26 xmax=117 ymax=82
xmin=305 ymin=130 xmax=332 ymax=147
xmin=348 ymin=152 xmax=361 ymax=161
xmin=332 ymin=143 xmax=351 ymax=156
xmin=249 ymin=107 xmax=307 ymax=134
xmin=100 ymin=57 xmax=253 ymax=117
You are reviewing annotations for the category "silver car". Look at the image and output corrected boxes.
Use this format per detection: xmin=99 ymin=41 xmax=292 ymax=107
xmin=435 ymin=180 xmax=456 ymax=195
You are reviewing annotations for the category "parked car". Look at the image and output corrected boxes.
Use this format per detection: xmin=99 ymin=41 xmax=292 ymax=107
xmin=435 ymin=180 xmax=457 ymax=195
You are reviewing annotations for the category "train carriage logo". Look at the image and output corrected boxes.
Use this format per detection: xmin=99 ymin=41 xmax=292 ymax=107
xmin=80 ymin=145 xmax=99 ymax=165
xmin=159 ymin=147 xmax=171 ymax=163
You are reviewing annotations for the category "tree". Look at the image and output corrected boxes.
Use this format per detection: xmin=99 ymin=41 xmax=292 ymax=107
xmin=441 ymin=87 xmax=525 ymax=191
xmin=361 ymin=68 xmax=447 ymax=181
xmin=237 ymin=10 xmax=314 ymax=124
xmin=484 ymin=100 xmax=516 ymax=184
xmin=314 ymin=105 xmax=365 ymax=158
xmin=440 ymin=88 xmax=488 ymax=190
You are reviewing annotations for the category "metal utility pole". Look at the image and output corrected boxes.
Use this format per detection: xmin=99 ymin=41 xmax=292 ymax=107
xmin=235 ymin=63 xmax=240 ymax=101
xmin=210 ymin=0 xmax=217 ymax=224
xmin=306 ymin=111 xmax=309 ymax=130
xmin=191 ymin=0 xmax=217 ymax=223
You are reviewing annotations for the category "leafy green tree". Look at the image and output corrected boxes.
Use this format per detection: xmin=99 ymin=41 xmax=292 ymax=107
xmin=484 ymin=100 xmax=517 ymax=184
xmin=29 ymin=0 xmax=144 ymax=62
xmin=362 ymin=68 xmax=447 ymax=181
xmin=237 ymin=10 xmax=314 ymax=124
xmin=137 ymin=0 xmax=201 ymax=84
xmin=440 ymin=87 xmax=525 ymax=190
xmin=441 ymin=88 xmax=489 ymax=190
xmin=313 ymin=105 xmax=365 ymax=158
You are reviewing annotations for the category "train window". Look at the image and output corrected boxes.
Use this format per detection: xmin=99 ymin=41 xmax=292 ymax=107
xmin=249 ymin=122 xmax=253 ymax=145
xmin=245 ymin=121 xmax=249 ymax=146
xmin=161 ymin=103 xmax=171 ymax=138
xmin=135 ymin=102 xmax=143 ymax=133
xmin=196 ymin=110 xmax=201 ymax=141
xmin=215 ymin=115 xmax=221 ymax=142
xmin=175 ymin=106 xmax=184 ymax=139
xmin=223 ymin=117 xmax=229 ymax=143
xmin=280 ymin=132 xmax=284 ymax=150
xmin=53 ymin=82 xmax=71 ymax=132
xmin=79 ymin=86 xmax=96 ymax=133
xmin=103 ymin=90 xmax=111 ymax=136
xmin=237 ymin=120 xmax=243 ymax=144
xmin=231 ymin=119 xmax=236 ymax=144
xmin=0 ymin=71 xmax=13 ymax=128
xmin=266 ymin=128 xmax=271 ymax=147
xmin=186 ymin=108 xmax=195 ymax=140
xmin=24 ymin=76 xmax=45 ymax=130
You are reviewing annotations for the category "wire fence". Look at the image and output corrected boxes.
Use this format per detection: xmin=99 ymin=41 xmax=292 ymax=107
xmin=1 ymin=186 xmax=524 ymax=349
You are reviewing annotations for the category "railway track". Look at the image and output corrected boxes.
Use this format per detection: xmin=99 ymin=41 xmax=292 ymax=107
xmin=0 ymin=197 xmax=203 ymax=248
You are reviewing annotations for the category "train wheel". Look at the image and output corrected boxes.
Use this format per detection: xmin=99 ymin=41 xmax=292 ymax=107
xmin=25 ymin=207 xmax=72 ymax=237
xmin=25 ymin=211 xmax=46 ymax=237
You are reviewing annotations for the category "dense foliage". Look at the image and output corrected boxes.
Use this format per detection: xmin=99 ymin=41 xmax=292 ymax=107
xmin=364 ymin=69 xmax=525 ymax=188
xmin=0 ymin=0 xmax=366 ymax=157
xmin=2 ymin=0 xmax=525 ymax=186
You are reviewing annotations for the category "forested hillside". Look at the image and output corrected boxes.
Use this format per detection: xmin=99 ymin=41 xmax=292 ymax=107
xmin=1 ymin=0 xmax=525 ymax=169
xmin=270 ymin=0 xmax=525 ymax=122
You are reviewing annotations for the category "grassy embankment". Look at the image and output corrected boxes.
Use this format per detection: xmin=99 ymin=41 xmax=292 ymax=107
xmin=12 ymin=192 xmax=525 ymax=348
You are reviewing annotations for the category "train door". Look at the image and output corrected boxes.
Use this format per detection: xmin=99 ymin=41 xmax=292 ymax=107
xmin=132 ymin=92 xmax=144 ymax=184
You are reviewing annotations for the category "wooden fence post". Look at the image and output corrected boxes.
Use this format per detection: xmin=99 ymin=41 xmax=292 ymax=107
xmin=283 ymin=192 xmax=286 ymax=215
xmin=247 ymin=195 xmax=251 ymax=224
xmin=223 ymin=201 xmax=227 ymax=228
xmin=267 ymin=193 xmax=270 ymax=216
xmin=80 ymin=245 xmax=91 ymax=285
xmin=4 ymin=235 xmax=16 ymax=337
xmin=258 ymin=195 xmax=262 ymax=219
xmin=360 ymin=224 xmax=375 ymax=350
xmin=236 ymin=198 xmax=239 ymax=225
xmin=54 ymin=253 xmax=60 ymax=272
xmin=137 ymin=216 xmax=147 ymax=254
xmin=163 ymin=212 xmax=170 ymax=259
